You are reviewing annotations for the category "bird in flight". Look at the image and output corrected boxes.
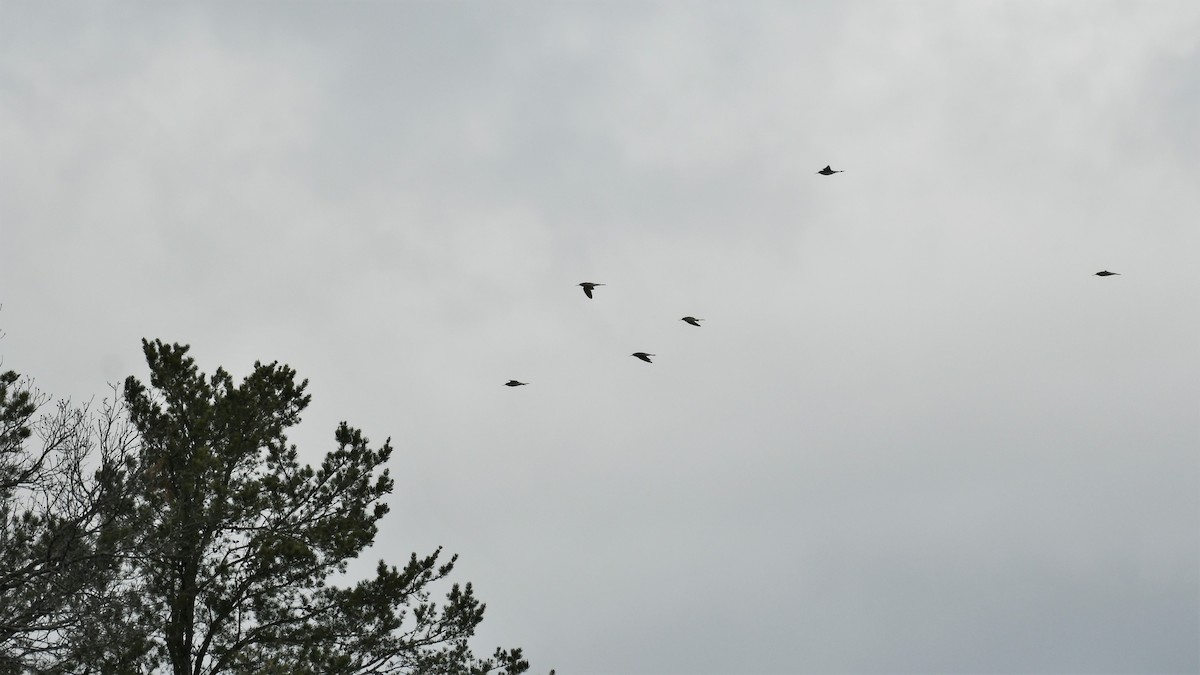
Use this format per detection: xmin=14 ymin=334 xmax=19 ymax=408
xmin=631 ymin=352 xmax=655 ymax=363
xmin=504 ymin=380 xmax=528 ymax=387
xmin=817 ymin=165 xmax=843 ymax=175
xmin=1095 ymin=270 xmax=1120 ymax=277
xmin=578 ymin=282 xmax=605 ymax=299
xmin=681 ymin=316 xmax=704 ymax=326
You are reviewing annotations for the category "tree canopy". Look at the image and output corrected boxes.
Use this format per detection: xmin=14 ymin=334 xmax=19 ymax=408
xmin=0 ymin=340 xmax=534 ymax=675
xmin=2 ymin=369 xmax=139 ymax=674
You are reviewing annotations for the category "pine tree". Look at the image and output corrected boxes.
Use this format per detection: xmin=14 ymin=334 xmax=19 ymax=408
xmin=110 ymin=339 xmax=529 ymax=674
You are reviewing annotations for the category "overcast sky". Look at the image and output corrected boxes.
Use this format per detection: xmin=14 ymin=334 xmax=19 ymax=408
xmin=2 ymin=2 xmax=1198 ymax=673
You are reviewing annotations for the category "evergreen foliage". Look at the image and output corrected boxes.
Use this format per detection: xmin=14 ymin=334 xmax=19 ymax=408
xmin=1 ymin=341 xmax=534 ymax=675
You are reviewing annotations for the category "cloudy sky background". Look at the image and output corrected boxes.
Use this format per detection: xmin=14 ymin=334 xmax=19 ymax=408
xmin=2 ymin=2 xmax=1198 ymax=673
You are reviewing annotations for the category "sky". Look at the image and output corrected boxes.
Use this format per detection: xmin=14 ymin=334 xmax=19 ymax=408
xmin=2 ymin=2 xmax=1198 ymax=673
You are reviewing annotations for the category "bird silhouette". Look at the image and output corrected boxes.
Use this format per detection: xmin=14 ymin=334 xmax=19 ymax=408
xmin=817 ymin=165 xmax=843 ymax=175
xmin=578 ymin=282 xmax=605 ymax=299
xmin=1095 ymin=270 xmax=1120 ymax=276
xmin=631 ymin=352 xmax=654 ymax=363
xmin=681 ymin=316 xmax=704 ymax=326
xmin=504 ymin=380 xmax=528 ymax=387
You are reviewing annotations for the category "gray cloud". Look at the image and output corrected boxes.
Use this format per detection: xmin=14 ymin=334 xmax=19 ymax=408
xmin=2 ymin=2 xmax=1197 ymax=673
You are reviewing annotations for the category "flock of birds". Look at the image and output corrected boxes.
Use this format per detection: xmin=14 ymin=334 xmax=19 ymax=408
xmin=502 ymin=280 xmax=701 ymax=386
xmin=503 ymin=166 xmax=1121 ymax=388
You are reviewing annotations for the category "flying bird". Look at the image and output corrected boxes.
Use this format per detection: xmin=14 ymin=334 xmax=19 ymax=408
xmin=631 ymin=352 xmax=655 ymax=363
xmin=817 ymin=165 xmax=843 ymax=175
xmin=681 ymin=317 xmax=704 ymax=326
xmin=504 ymin=380 xmax=528 ymax=387
xmin=578 ymin=282 xmax=605 ymax=299
xmin=1094 ymin=270 xmax=1120 ymax=276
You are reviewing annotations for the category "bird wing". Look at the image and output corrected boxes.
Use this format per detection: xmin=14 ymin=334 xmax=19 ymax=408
xmin=583 ymin=286 xmax=593 ymax=298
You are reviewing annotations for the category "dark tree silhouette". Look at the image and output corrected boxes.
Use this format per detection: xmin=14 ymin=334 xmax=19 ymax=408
xmin=1 ymin=340 xmax=536 ymax=674
xmin=111 ymin=339 xmax=529 ymax=675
